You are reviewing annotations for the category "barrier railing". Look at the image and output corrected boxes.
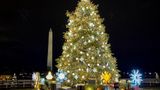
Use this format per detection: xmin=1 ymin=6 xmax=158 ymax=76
xmin=0 ymin=80 xmax=34 ymax=88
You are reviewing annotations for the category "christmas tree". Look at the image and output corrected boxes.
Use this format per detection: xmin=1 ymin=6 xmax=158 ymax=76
xmin=56 ymin=0 xmax=120 ymax=86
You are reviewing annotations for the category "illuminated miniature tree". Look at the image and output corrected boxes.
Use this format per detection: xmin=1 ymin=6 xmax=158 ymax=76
xmin=56 ymin=0 xmax=120 ymax=86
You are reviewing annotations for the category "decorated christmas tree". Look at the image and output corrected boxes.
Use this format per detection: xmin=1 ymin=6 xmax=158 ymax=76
xmin=56 ymin=0 xmax=120 ymax=86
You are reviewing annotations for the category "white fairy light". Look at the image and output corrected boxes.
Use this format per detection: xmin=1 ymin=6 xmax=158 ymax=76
xmin=82 ymin=7 xmax=85 ymax=11
xmin=101 ymin=32 xmax=104 ymax=35
xmin=78 ymin=26 xmax=82 ymax=30
xmin=68 ymin=32 xmax=72 ymax=36
xmin=70 ymin=43 xmax=73 ymax=46
xmin=82 ymin=76 xmax=85 ymax=79
xmin=88 ymin=40 xmax=91 ymax=43
xmin=67 ymin=71 xmax=70 ymax=73
xmin=67 ymin=80 xmax=70 ymax=82
xmin=89 ymin=23 xmax=95 ymax=27
xmin=66 ymin=54 xmax=69 ymax=57
xmin=76 ymin=58 xmax=79 ymax=60
xmin=86 ymin=53 xmax=89 ymax=56
xmin=86 ymin=68 xmax=89 ymax=72
xmin=91 ymin=57 xmax=94 ymax=59
xmin=80 ymin=51 xmax=83 ymax=54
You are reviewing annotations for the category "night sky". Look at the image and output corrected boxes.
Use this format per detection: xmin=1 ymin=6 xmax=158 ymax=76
xmin=0 ymin=0 xmax=159 ymax=73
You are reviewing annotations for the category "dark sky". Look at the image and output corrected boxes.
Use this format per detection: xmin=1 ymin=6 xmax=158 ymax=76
xmin=0 ymin=0 xmax=159 ymax=73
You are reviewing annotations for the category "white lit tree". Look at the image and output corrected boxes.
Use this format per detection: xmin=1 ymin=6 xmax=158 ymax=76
xmin=56 ymin=0 xmax=120 ymax=86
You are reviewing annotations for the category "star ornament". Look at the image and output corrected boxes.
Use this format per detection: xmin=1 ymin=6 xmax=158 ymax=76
xmin=56 ymin=70 xmax=67 ymax=83
xmin=101 ymin=71 xmax=111 ymax=85
xmin=130 ymin=69 xmax=143 ymax=86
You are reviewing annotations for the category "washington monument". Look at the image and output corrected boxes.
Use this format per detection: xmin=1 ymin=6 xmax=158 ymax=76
xmin=47 ymin=28 xmax=53 ymax=71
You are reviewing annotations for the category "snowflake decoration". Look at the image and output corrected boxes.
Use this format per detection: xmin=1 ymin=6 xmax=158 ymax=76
xmin=130 ymin=69 xmax=143 ymax=86
xmin=56 ymin=69 xmax=67 ymax=83
xmin=93 ymin=68 xmax=97 ymax=72
xmin=74 ymin=75 xmax=78 ymax=80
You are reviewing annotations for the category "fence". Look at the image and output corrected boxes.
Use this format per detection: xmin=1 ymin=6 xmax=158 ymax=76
xmin=0 ymin=80 xmax=34 ymax=88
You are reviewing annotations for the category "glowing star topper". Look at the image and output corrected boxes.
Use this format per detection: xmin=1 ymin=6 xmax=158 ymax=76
xmin=56 ymin=69 xmax=67 ymax=83
xmin=130 ymin=69 xmax=143 ymax=86
xmin=101 ymin=71 xmax=111 ymax=84
xmin=46 ymin=71 xmax=53 ymax=80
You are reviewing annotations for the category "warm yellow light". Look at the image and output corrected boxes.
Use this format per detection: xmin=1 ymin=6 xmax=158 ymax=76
xmin=101 ymin=71 xmax=111 ymax=84
xmin=46 ymin=71 xmax=53 ymax=80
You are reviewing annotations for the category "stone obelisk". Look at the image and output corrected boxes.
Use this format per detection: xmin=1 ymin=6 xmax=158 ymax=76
xmin=47 ymin=28 xmax=52 ymax=71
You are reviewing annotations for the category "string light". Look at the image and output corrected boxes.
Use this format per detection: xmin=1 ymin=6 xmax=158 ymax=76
xmin=86 ymin=68 xmax=89 ymax=72
xmin=80 ymin=51 xmax=83 ymax=54
xmin=91 ymin=57 xmax=94 ymax=59
xmin=86 ymin=53 xmax=89 ymax=56
xmin=82 ymin=76 xmax=85 ymax=79
xmin=89 ymin=23 xmax=95 ymax=27
xmin=67 ymin=71 xmax=70 ymax=73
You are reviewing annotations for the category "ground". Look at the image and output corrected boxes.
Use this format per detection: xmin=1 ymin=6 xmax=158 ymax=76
xmin=7 ymin=87 xmax=160 ymax=90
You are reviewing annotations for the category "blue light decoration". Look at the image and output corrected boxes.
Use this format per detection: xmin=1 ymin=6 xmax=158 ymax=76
xmin=130 ymin=69 xmax=143 ymax=86
xmin=56 ymin=69 xmax=67 ymax=83
xmin=40 ymin=78 xmax=45 ymax=85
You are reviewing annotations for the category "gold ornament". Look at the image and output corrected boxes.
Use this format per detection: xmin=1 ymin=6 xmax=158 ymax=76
xmin=101 ymin=71 xmax=111 ymax=84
